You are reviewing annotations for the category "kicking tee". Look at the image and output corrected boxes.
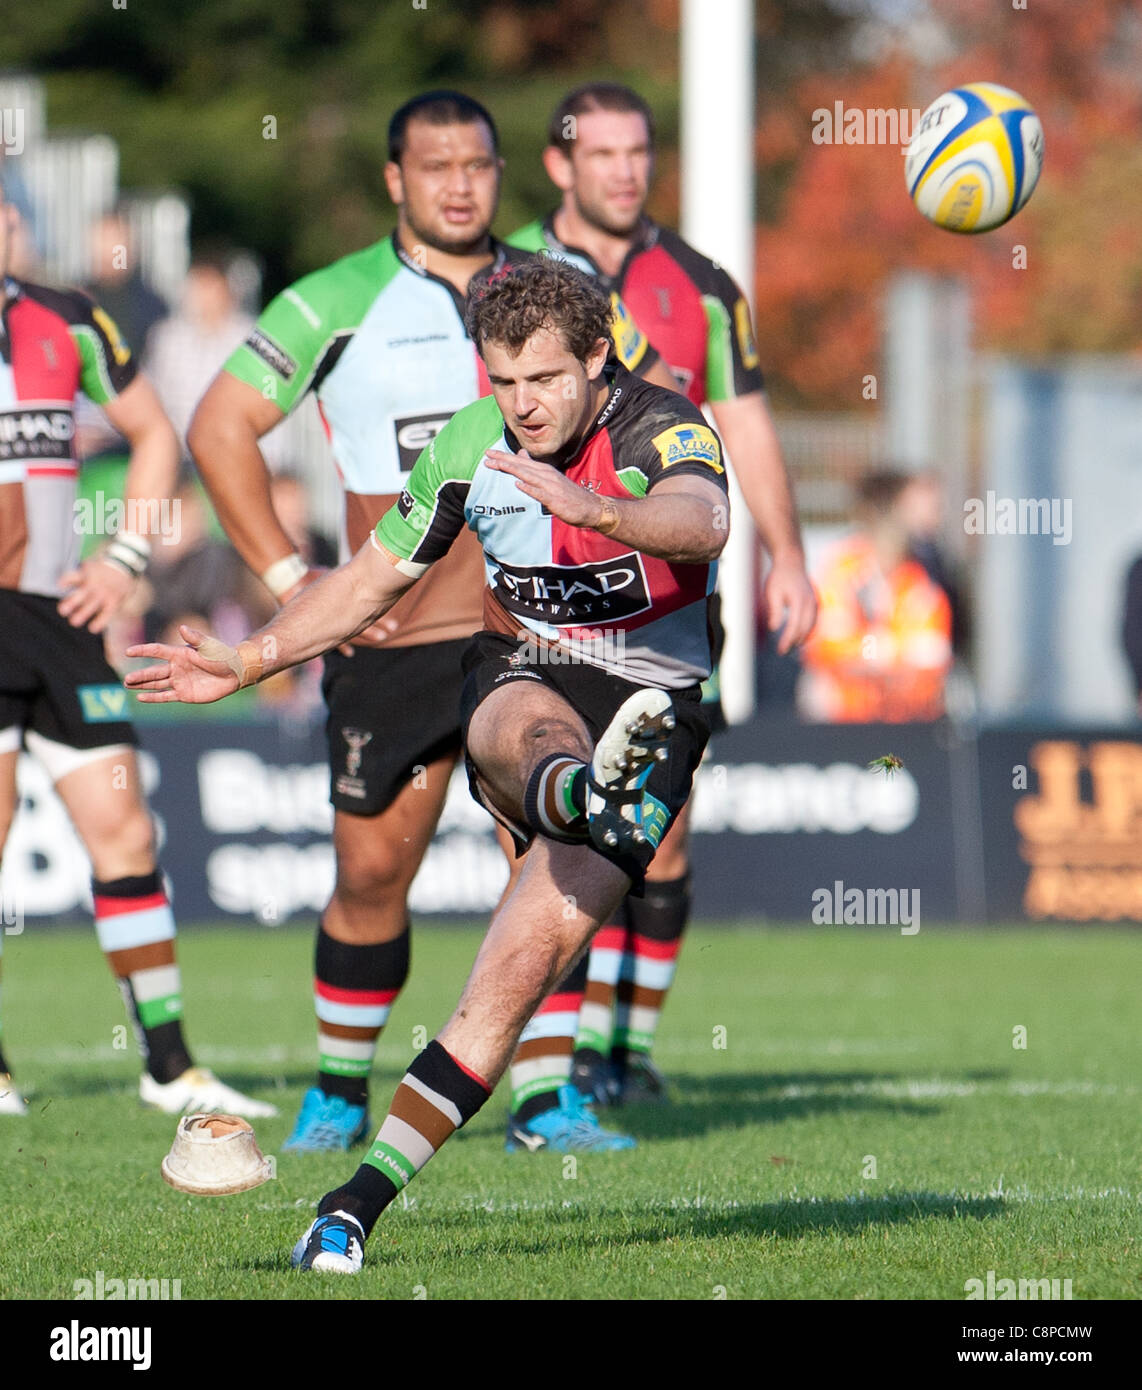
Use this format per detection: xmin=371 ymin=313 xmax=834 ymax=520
xmin=375 ymin=366 xmax=728 ymax=689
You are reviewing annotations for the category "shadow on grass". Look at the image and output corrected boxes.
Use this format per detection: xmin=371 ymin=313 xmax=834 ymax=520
xmin=427 ymin=1188 xmax=1006 ymax=1244
xmin=592 ymin=1069 xmax=948 ymax=1139
xmin=238 ymin=1189 xmax=1006 ymax=1272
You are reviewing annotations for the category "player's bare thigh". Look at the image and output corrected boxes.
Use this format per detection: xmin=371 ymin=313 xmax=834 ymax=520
xmin=325 ymin=751 xmax=457 ymax=942
xmin=53 ymin=746 xmax=155 ymax=879
xmin=0 ymin=747 xmax=19 ymax=853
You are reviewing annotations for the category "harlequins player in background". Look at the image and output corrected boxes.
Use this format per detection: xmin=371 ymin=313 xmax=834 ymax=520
xmin=0 ymin=180 xmax=276 ymax=1121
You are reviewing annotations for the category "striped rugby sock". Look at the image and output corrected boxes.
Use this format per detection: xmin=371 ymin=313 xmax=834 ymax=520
xmin=315 ymin=922 xmax=409 ymax=1107
xmin=0 ymin=933 xmax=9 ymax=1074
xmin=92 ymin=871 xmax=192 ymax=1084
xmin=611 ymin=875 xmax=690 ymax=1062
xmin=319 ymin=1040 xmax=491 ymax=1236
xmin=508 ymin=952 xmax=588 ymax=1122
xmin=574 ymin=907 xmax=630 ymax=1057
xmin=522 ymin=753 xmax=588 ymax=842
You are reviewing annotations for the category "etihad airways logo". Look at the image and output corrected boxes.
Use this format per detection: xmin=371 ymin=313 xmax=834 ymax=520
xmin=0 ymin=407 xmax=75 ymax=460
xmin=493 ymin=553 xmax=650 ymax=623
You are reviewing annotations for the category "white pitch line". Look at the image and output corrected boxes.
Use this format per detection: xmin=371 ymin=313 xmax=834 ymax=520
xmin=12 ymin=1048 xmax=1136 ymax=1103
xmin=245 ymin=1186 xmax=1142 ymax=1217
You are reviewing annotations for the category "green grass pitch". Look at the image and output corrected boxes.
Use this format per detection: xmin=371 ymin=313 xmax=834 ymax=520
xmin=0 ymin=922 xmax=1137 ymax=1300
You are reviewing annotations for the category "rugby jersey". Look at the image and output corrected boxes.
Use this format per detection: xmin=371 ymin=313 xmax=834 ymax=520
xmin=376 ymin=365 xmax=728 ymax=689
xmin=508 ymin=216 xmax=764 ymax=407
xmin=223 ymin=234 xmax=660 ymax=649
xmin=0 ymin=277 xmax=137 ymax=596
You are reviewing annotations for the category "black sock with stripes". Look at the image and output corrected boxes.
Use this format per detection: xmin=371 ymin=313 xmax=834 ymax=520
xmin=92 ymin=870 xmax=192 ymax=1084
xmin=318 ymin=1041 xmax=491 ymax=1236
xmin=522 ymin=753 xmax=588 ymax=841
xmin=611 ymin=874 xmax=691 ymax=1071
xmin=314 ymin=922 xmax=410 ymax=1107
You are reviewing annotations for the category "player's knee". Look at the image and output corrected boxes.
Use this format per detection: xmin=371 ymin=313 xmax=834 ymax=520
xmin=520 ymin=715 xmax=591 ymax=764
xmin=90 ymin=804 xmax=156 ymax=866
xmin=334 ymin=834 xmax=415 ymax=908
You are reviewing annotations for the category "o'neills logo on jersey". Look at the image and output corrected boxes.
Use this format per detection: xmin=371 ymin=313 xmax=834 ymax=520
xmin=0 ymin=408 xmax=75 ymax=461
xmin=245 ymin=328 xmax=298 ymax=381
xmin=493 ymin=554 xmax=651 ymax=624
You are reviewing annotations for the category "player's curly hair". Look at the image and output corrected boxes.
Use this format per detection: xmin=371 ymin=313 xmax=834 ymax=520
xmin=466 ymin=259 xmax=613 ymax=364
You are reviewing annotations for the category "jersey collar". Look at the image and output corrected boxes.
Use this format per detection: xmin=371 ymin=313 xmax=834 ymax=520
xmin=391 ymin=231 xmax=508 ymax=316
xmin=539 ymin=213 xmax=658 ymax=291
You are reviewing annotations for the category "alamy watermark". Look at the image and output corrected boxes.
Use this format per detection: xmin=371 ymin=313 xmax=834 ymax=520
xmin=73 ymin=1270 xmax=181 ymax=1300
xmin=73 ymin=494 xmax=181 ymax=544
xmin=2 ymin=896 xmax=23 ymax=935
xmin=50 ymin=1321 xmax=152 ymax=1370
xmin=964 ymin=1270 xmax=1074 ymax=1300
xmin=509 ymin=627 xmax=626 ymax=668
xmin=1 ymin=108 xmax=24 ymax=156
xmin=963 ymin=492 xmax=1072 ymax=546
xmin=811 ymin=880 xmax=919 ymax=934
xmin=811 ymin=101 xmax=922 ymax=150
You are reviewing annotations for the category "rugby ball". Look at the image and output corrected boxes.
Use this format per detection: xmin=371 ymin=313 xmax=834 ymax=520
xmin=905 ymin=82 xmax=1044 ymax=233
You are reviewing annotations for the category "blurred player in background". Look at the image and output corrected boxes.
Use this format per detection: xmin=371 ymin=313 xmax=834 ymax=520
xmin=0 ymin=182 xmax=276 ymax=1120
xmin=127 ymin=259 xmax=730 ymax=1272
xmin=506 ymin=83 xmax=816 ymax=1113
xmin=799 ymin=469 xmax=952 ymax=723
xmin=189 ymin=91 xmax=670 ymax=1153
xmin=146 ymin=254 xmax=254 ymax=457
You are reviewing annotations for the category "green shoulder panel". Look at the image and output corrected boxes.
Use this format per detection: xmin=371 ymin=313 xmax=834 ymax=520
xmin=223 ymin=238 xmax=400 ymax=414
xmin=504 ymin=219 xmax=548 ymax=254
xmin=375 ymin=393 xmax=505 ymax=565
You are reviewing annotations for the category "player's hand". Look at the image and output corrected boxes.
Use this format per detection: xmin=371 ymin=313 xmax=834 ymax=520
xmin=484 ymin=449 xmax=603 ymax=530
xmin=764 ymin=555 xmax=818 ymax=655
xmin=124 ymin=625 xmax=242 ymax=704
xmin=277 ymin=565 xmax=394 ymax=654
xmin=57 ymin=558 xmax=135 ymax=633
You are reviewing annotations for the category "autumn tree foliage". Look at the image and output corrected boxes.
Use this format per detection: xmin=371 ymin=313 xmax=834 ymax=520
xmin=754 ymin=0 xmax=1142 ymax=409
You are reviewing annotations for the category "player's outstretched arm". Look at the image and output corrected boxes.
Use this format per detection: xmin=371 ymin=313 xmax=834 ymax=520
xmin=125 ymin=536 xmax=416 ymax=703
xmin=485 ymin=449 xmax=727 ymax=564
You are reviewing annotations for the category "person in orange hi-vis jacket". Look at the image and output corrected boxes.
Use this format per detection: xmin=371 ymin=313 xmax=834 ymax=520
xmin=799 ymin=469 xmax=953 ymax=723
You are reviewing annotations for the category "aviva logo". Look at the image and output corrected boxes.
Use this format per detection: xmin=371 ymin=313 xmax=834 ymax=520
xmin=78 ymin=684 xmax=130 ymax=722
xmin=91 ymin=307 xmax=132 ymax=367
xmin=651 ymin=423 xmax=723 ymax=473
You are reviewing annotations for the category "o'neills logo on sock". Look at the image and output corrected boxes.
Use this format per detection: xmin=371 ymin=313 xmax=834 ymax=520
xmin=49 ymin=1321 xmax=152 ymax=1371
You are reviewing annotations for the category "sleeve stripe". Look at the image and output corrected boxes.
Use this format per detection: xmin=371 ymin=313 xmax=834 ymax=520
xmin=405 ymin=477 xmax=471 ymax=564
xmin=371 ymin=530 xmax=430 ymax=577
xmin=70 ymin=325 xmax=118 ymax=404
xmin=227 ymin=324 xmax=359 ymax=406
